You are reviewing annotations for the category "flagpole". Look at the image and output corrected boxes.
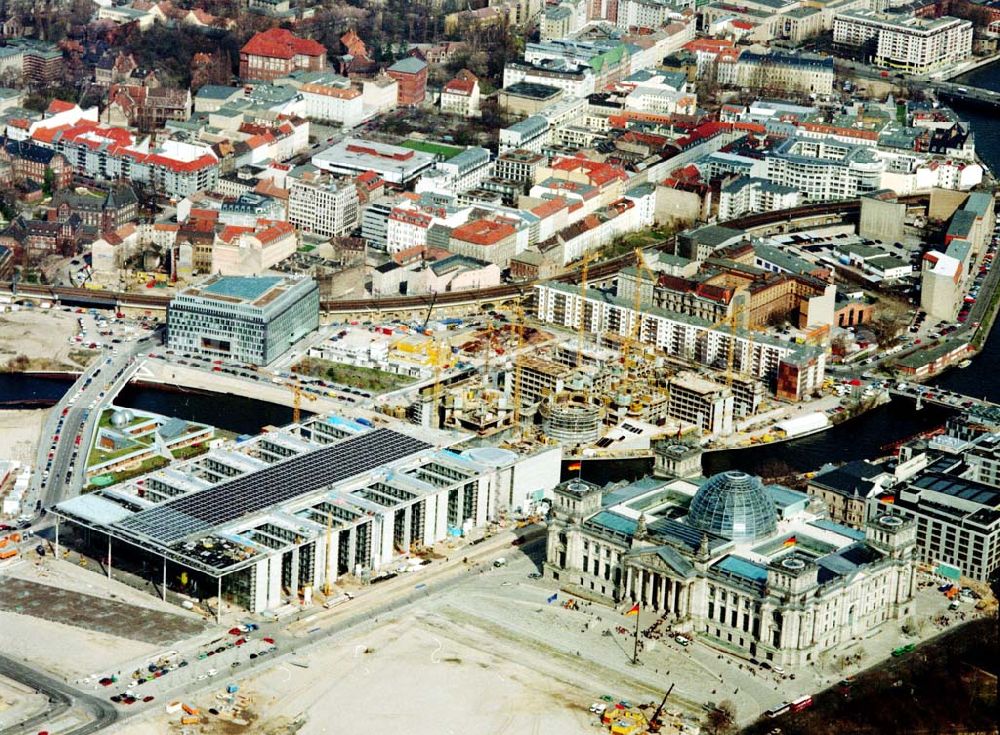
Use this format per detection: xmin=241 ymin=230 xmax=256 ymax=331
xmin=632 ymin=604 xmax=640 ymax=665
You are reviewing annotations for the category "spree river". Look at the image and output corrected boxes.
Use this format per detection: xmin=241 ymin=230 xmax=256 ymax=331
xmin=4 ymin=76 xmax=1000 ymax=475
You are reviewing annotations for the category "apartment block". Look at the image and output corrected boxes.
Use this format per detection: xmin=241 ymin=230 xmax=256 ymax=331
xmin=833 ymin=11 xmax=972 ymax=74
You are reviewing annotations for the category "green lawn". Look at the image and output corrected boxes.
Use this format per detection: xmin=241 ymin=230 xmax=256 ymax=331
xmin=171 ymin=443 xmax=209 ymax=461
xmin=400 ymin=139 xmax=463 ymax=160
xmin=293 ymin=358 xmax=413 ymax=394
xmin=84 ymin=455 xmax=170 ymax=492
xmin=87 ymin=434 xmax=153 ymax=467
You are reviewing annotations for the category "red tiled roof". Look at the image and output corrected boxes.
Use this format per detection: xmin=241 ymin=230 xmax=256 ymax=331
xmin=189 ymin=208 xmax=219 ymax=221
xmin=451 ymin=218 xmax=515 ymax=246
xmin=241 ymin=28 xmax=326 ymax=61
xmin=255 ymin=220 xmax=294 ymax=245
xmin=46 ymin=100 xmax=76 ymax=115
xmin=550 ymin=155 xmax=627 ymax=187
xmin=443 ymin=77 xmax=476 ymax=96
xmin=246 ymin=132 xmax=276 ymax=149
xmin=683 ymin=39 xmax=735 ymax=54
xmin=530 ymin=196 xmax=568 ymax=218
xmin=254 ymin=180 xmax=288 ymax=200
xmin=218 ymin=225 xmax=254 ymax=243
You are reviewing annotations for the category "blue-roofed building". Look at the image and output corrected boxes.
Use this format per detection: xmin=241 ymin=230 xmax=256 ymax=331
xmin=167 ymin=274 xmax=319 ymax=365
xmin=546 ymin=471 xmax=917 ymax=667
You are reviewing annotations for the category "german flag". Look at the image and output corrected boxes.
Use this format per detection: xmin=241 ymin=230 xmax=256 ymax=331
xmin=625 ymin=603 xmax=640 ymax=616
xmin=783 ymin=536 xmax=797 ymax=547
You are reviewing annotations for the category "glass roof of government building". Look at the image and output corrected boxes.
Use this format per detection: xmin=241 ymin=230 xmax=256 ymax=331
xmin=687 ymin=471 xmax=778 ymax=542
xmin=202 ymin=276 xmax=282 ymax=301
xmin=115 ymin=428 xmax=430 ymax=545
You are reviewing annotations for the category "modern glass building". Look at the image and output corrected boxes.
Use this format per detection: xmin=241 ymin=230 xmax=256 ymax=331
xmin=687 ymin=470 xmax=778 ymax=542
xmin=167 ymin=275 xmax=319 ymax=366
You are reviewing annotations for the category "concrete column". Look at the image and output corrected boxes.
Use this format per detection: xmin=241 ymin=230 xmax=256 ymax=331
xmin=347 ymin=526 xmax=358 ymax=575
xmin=162 ymin=557 xmax=167 ymax=602
xmin=475 ymin=479 xmax=489 ymax=528
xmin=658 ymin=575 xmax=668 ymax=612
xmin=678 ymin=583 xmax=689 ymax=619
xmin=327 ymin=529 xmax=339 ymax=585
xmin=54 ymin=517 xmax=59 ymax=558
xmin=267 ymin=554 xmax=282 ymax=609
xmin=403 ymin=504 xmax=412 ymax=554
xmin=437 ymin=490 xmax=449 ymax=539
xmin=380 ymin=511 xmax=394 ymax=566
xmin=289 ymin=547 xmax=300 ymax=601
xmin=107 ymin=536 xmax=112 ymax=580
xmin=625 ymin=567 xmax=634 ymax=602
xmin=422 ymin=498 xmax=436 ymax=547
xmin=646 ymin=572 xmax=655 ymax=608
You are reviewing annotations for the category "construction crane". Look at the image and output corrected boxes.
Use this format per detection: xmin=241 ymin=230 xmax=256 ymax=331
xmin=646 ymin=683 xmax=675 ymax=734
xmin=511 ymin=297 xmax=526 ymax=434
xmin=622 ymin=248 xmax=658 ymax=380
xmin=706 ymin=292 xmax=751 ymax=388
xmin=426 ymin=338 xmax=448 ymax=428
xmin=421 ymin=291 xmax=438 ymax=332
xmin=290 ymin=377 xmax=317 ymax=423
xmin=577 ymin=252 xmax=597 ymax=367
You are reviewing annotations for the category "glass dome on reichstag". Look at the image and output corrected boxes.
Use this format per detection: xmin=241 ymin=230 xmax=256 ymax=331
xmin=686 ymin=471 xmax=777 ymax=542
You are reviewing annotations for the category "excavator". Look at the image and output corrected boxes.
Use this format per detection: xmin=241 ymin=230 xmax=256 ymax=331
xmin=645 ymin=683 xmax=675 ymax=733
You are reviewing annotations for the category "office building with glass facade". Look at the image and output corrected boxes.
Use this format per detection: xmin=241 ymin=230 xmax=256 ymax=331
xmin=167 ymin=275 xmax=319 ymax=366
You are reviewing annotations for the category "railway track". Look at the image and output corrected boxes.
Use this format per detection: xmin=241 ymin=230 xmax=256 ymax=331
xmin=0 ymin=196 xmax=926 ymax=313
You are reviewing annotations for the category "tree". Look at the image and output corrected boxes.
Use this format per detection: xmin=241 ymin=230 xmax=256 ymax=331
xmin=867 ymin=310 xmax=908 ymax=347
xmin=42 ymin=167 xmax=55 ymax=197
xmin=703 ymin=699 xmax=737 ymax=735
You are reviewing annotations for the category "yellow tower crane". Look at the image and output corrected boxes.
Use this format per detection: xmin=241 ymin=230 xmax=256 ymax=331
xmin=623 ymin=248 xmax=659 ymax=379
xmin=290 ymin=377 xmax=317 ymax=423
xmin=511 ymin=297 xmax=526 ymax=434
xmin=707 ymin=293 xmax=749 ymax=388
xmin=426 ymin=337 xmax=449 ymax=428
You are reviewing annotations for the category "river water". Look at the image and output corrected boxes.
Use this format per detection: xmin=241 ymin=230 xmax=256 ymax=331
xmin=3 ymin=77 xmax=1000 ymax=474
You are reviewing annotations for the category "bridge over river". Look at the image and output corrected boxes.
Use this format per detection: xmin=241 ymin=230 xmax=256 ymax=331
xmin=927 ymin=80 xmax=1000 ymax=110
xmin=890 ymin=383 xmax=1000 ymax=423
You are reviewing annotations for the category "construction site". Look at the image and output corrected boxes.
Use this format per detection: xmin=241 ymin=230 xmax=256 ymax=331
xmin=361 ymin=246 xmax=851 ymax=467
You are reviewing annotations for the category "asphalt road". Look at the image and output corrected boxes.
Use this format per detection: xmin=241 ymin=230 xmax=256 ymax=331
xmin=0 ymin=653 xmax=117 ymax=735
xmin=31 ymin=340 xmax=147 ymax=516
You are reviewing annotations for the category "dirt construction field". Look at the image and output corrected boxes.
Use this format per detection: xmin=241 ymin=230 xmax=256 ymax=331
xmin=117 ymin=615 xmax=597 ymax=735
xmin=0 ymin=308 xmax=94 ymax=370
xmin=0 ymin=409 xmax=46 ymax=463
